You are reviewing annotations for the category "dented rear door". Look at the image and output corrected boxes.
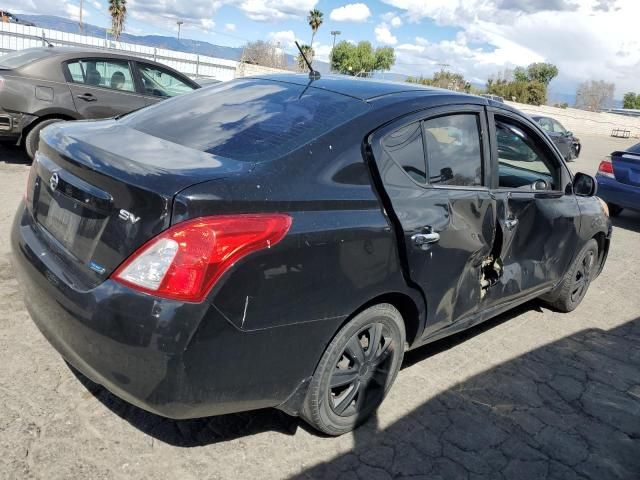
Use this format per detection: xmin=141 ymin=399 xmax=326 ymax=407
xmin=369 ymin=105 xmax=497 ymax=336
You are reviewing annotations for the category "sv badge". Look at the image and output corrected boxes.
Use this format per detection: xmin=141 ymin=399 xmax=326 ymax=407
xmin=119 ymin=209 xmax=141 ymax=224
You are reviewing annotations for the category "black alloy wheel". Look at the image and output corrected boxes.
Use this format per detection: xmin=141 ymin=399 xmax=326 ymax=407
xmin=301 ymin=304 xmax=405 ymax=435
xmin=328 ymin=322 xmax=394 ymax=417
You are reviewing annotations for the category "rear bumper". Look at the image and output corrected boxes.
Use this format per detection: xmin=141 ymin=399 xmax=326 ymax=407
xmin=11 ymin=204 xmax=331 ymax=419
xmin=596 ymin=174 xmax=640 ymax=211
xmin=0 ymin=109 xmax=36 ymax=144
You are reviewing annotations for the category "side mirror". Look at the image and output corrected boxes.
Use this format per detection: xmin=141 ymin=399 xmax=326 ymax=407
xmin=573 ymin=172 xmax=597 ymax=196
xmin=565 ymin=131 xmax=573 ymax=137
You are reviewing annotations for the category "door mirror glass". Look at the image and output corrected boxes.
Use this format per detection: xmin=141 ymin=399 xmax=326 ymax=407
xmin=573 ymin=172 xmax=597 ymax=196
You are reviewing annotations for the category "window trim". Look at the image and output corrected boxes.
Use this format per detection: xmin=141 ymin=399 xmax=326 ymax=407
xmin=487 ymin=108 xmax=572 ymax=194
xmin=62 ymin=57 xmax=139 ymax=94
xmin=369 ymin=104 xmax=491 ymax=192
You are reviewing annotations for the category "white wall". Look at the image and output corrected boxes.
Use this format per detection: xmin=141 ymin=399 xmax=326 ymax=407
xmin=505 ymin=101 xmax=640 ymax=138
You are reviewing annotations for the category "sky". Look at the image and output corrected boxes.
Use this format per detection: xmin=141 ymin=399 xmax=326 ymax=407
xmin=6 ymin=0 xmax=640 ymax=97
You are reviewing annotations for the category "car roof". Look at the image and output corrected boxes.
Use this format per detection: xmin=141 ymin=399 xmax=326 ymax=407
xmin=22 ymin=46 xmax=147 ymax=59
xmin=251 ymin=74 xmax=472 ymax=101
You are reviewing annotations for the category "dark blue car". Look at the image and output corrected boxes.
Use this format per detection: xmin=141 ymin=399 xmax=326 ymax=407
xmin=596 ymin=142 xmax=640 ymax=216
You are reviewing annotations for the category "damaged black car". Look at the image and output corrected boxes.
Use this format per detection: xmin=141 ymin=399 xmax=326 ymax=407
xmin=12 ymin=75 xmax=611 ymax=436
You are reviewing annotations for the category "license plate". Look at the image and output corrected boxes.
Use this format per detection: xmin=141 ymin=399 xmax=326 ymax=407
xmin=41 ymin=198 xmax=82 ymax=249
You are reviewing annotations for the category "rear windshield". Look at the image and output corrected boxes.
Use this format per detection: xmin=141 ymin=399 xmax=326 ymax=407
xmin=121 ymin=79 xmax=370 ymax=162
xmin=0 ymin=49 xmax=56 ymax=69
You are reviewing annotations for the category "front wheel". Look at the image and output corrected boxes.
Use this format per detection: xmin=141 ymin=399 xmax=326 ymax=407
xmin=542 ymin=239 xmax=599 ymax=312
xmin=301 ymin=304 xmax=405 ymax=436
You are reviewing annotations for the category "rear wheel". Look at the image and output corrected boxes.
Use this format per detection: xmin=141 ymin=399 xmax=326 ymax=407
xmin=25 ymin=118 xmax=65 ymax=160
xmin=608 ymin=203 xmax=623 ymax=217
xmin=301 ymin=303 xmax=405 ymax=436
xmin=542 ymin=239 xmax=599 ymax=312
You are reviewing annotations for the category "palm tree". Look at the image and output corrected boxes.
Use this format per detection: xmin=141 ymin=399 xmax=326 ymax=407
xmin=108 ymin=0 xmax=127 ymax=40
xmin=296 ymin=45 xmax=315 ymax=72
xmin=307 ymin=9 xmax=323 ymax=49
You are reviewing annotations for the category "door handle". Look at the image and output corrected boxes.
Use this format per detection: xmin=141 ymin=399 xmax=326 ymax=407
xmin=505 ymin=217 xmax=519 ymax=230
xmin=411 ymin=232 xmax=440 ymax=250
xmin=76 ymin=93 xmax=97 ymax=102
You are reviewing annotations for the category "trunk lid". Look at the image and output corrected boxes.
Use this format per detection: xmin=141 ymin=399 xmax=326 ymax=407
xmin=27 ymin=120 xmax=251 ymax=286
xmin=612 ymin=150 xmax=640 ymax=187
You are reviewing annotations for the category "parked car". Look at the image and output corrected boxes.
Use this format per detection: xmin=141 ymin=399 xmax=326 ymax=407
xmin=596 ymin=142 xmax=640 ymax=216
xmin=0 ymin=47 xmax=200 ymax=159
xmin=531 ymin=115 xmax=581 ymax=161
xmin=11 ymin=75 xmax=611 ymax=436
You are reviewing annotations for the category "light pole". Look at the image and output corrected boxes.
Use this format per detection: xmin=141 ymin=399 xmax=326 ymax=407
xmin=330 ymin=30 xmax=341 ymax=72
xmin=79 ymin=0 xmax=83 ymax=34
xmin=177 ymin=20 xmax=184 ymax=40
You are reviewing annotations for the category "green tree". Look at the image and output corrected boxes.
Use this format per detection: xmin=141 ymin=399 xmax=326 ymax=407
xmin=622 ymin=92 xmax=640 ymax=109
xmin=513 ymin=66 xmax=528 ymax=82
xmin=108 ymin=0 xmax=127 ymax=40
xmin=623 ymin=92 xmax=636 ymax=109
xmin=526 ymin=62 xmax=559 ymax=86
xmin=407 ymin=70 xmax=471 ymax=92
xmin=307 ymin=9 xmax=323 ymax=49
xmin=296 ymin=44 xmax=315 ymax=72
xmin=331 ymin=41 xmax=395 ymax=77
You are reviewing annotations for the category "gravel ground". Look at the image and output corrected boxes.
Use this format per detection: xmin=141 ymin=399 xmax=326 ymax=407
xmin=0 ymin=134 xmax=639 ymax=480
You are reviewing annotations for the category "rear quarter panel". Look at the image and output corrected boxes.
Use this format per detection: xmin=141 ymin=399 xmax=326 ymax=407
xmin=173 ymin=124 xmax=423 ymax=333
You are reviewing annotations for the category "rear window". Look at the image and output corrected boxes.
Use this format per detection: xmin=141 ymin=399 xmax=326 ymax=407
xmin=121 ymin=79 xmax=370 ymax=162
xmin=0 ymin=49 xmax=56 ymax=69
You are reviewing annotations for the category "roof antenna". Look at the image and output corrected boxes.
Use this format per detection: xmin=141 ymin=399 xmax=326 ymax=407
xmin=295 ymin=41 xmax=320 ymax=81
xmin=41 ymin=31 xmax=54 ymax=48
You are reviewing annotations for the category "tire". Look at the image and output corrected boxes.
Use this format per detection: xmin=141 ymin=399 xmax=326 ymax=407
xmin=301 ymin=303 xmax=406 ymax=436
xmin=24 ymin=118 xmax=64 ymax=160
xmin=542 ymin=239 xmax=599 ymax=313
xmin=608 ymin=203 xmax=623 ymax=217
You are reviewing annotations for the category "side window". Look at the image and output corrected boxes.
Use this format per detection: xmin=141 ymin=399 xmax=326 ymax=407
xmin=551 ymin=119 xmax=567 ymax=134
xmin=423 ymin=114 xmax=483 ymax=187
xmin=537 ymin=118 xmax=553 ymax=132
xmin=382 ymin=122 xmax=426 ymax=184
xmin=137 ymin=64 xmax=195 ymax=98
xmin=66 ymin=59 xmax=135 ymax=92
xmin=495 ymin=119 xmax=559 ymax=190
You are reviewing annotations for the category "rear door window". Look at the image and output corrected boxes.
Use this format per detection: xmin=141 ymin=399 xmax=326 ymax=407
xmin=382 ymin=123 xmax=426 ymax=184
xmin=65 ymin=59 xmax=136 ymax=92
xmin=122 ymin=79 xmax=370 ymax=162
xmin=423 ymin=114 xmax=483 ymax=187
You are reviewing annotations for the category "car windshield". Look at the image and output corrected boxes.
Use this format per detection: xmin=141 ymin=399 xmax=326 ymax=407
xmin=122 ymin=79 xmax=370 ymax=162
xmin=0 ymin=49 xmax=56 ymax=69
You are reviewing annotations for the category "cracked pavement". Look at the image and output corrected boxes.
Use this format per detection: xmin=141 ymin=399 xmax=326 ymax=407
xmin=1 ymin=135 xmax=639 ymax=479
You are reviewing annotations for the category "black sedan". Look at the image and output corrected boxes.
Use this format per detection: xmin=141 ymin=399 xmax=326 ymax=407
xmin=532 ymin=115 xmax=581 ymax=161
xmin=11 ymin=75 xmax=610 ymax=435
xmin=0 ymin=47 xmax=199 ymax=159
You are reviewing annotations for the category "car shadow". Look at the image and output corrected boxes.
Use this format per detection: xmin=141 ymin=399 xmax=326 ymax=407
xmin=0 ymin=145 xmax=30 ymax=165
xmin=292 ymin=316 xmax=640 ymax=479
xmin=67 ymin=300 xmax=546 ymax=448
xmin=612 ymin=209 xmax=640 ymax=234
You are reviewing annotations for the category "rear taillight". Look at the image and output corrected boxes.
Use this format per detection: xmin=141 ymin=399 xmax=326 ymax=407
xmin=597 ymin=158 xmax=614 ymax=178
xmin=112 ymin=214 xmax=292 ymax=302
